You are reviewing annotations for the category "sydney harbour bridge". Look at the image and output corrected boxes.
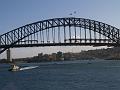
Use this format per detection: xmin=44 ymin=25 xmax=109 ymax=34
xmin=0 ymin=17 xmax=120 ymax=57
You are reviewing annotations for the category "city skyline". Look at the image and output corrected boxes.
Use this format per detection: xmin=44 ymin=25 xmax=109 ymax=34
xmin=0 ymin=0 xmax=120 ymax=58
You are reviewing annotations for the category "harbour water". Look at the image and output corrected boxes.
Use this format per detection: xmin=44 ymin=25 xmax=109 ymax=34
xmin=1 ymin=60 xmax=120 ymax=90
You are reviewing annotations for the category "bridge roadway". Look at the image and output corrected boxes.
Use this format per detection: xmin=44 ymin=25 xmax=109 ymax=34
xmin=0 ymin=39 xmax=117 ymax=48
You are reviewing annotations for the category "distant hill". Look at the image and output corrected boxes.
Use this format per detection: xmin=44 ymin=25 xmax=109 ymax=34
xmin=1 ymin=47 xmax=120 ymax=64
xmin=78 ymin=47 xmax=120 ymax=60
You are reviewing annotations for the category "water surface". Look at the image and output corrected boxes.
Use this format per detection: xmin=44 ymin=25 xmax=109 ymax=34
xmin=0 ymin=60 xmax=120 ymax=90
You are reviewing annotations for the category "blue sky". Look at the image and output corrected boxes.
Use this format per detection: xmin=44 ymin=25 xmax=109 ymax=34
xmin=0 ymin=0 xmax=120 ymax=58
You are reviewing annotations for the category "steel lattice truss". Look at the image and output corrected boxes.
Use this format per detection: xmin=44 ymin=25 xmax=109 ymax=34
xmin=0 ymin=17 xmax=120 ymax=54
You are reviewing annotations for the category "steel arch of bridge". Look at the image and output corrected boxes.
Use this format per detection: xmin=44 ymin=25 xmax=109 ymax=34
xmin=0 ymin=17 xmax=120 ymax=54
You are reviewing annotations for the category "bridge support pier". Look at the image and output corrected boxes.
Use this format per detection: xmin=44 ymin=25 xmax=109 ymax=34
xmin=6 ymin=48 xmax=12 ymax=62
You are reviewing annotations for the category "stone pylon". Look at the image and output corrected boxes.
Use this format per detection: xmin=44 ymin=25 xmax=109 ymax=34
xmin=6 ymin=48 xmax=12 ymax=62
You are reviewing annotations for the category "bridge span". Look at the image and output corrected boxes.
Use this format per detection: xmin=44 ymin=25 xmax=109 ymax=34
xmin=0 ymin=17 xmax=120 ymax=54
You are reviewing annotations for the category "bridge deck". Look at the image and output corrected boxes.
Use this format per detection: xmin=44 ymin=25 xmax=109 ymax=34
xmin=0 ymin=43 xmax=118 ymax=48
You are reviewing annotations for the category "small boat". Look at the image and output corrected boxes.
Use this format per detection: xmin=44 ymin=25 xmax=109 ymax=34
xmin=8 ymin=64 xmax=39 ymax=71
xmin=8 ymin=64 xmax=20 ymax=71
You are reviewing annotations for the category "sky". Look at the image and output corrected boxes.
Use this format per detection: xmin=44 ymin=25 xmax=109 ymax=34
xmin=0 ymin=0 xmax=120 ymax=59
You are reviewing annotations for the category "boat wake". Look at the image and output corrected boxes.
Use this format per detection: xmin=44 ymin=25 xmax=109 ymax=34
xmin=19 ymin=66 xmax=39 ymax=71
